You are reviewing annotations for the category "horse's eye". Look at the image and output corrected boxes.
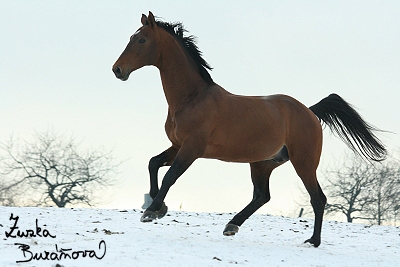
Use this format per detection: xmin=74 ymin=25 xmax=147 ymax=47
xmin=139 ymin=38 xmax=146 ymax=44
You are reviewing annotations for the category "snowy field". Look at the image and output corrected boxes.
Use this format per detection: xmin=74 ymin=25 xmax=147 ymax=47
xmin=0 ymin=206 xmax=399 ymax=267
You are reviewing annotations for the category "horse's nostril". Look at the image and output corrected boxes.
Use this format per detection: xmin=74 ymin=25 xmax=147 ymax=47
xmin=113 ymin=66 xmax=122 ymax=77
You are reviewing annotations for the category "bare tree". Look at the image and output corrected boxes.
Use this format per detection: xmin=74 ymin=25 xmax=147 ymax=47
xmin=363 ymin=160 xmax=400 ymax=225
xmin=0 ymin=181 xmax=16 ymax=206
xmin=324 ymin=154 xmax=400 ymax=225
xmin=0 ymin=131 xmax=119 ymax=207
xmin=324 ymin=156 xmax=376 ymax=222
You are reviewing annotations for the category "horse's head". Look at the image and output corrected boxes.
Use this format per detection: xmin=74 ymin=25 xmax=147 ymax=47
xmin=112 ymin=12 xmax=160 ymax=81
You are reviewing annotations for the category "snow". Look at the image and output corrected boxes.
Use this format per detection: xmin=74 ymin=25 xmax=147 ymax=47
xmin=1 ymin=206 xmax=399 ymax=267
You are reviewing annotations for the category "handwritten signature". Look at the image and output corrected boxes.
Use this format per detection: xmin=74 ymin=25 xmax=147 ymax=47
xmin=4 ymin=213 xmax=106 ymax=263
xmin=5 ymin=213 xmax=56 ymax=238
xmin=14 ymin=241 xmax=106 ymax=263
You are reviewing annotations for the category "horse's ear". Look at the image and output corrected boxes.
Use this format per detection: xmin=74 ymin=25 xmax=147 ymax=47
xmin=141 ymin=14 xmax=148 ymax=26
xmin=148 ymin=11 xmax=157 ymax=28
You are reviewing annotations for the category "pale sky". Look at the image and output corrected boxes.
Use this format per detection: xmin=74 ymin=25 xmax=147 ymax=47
xmin=1 ymin=1 xmax=399 ymax=218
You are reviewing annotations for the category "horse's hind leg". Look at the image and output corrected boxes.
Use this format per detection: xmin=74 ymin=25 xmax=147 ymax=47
xmin=223 ymin=160 xmax=284 ymax=236
xmin=292 ymin=162 xmax=327 ymax=247
xmin=305 ymin=182 xmax=326 ymax=247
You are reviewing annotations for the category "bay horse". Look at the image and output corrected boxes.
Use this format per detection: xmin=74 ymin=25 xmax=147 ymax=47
xmin=112 ymin=12 xmax=386 ymax=247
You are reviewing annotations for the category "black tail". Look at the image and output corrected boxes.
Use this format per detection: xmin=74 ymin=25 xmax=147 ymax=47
xmin=309 ymin=93 xmax=386 ymax=162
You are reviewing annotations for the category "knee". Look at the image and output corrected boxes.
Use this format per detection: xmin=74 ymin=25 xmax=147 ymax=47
xmin=148 ymin=156 xmax=162 ymax=172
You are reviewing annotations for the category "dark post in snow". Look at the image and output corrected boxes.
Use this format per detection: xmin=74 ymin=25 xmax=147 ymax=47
xmin=142 ymin=193 xmax=153 ymax=209
xmin=298 ymin=208 xmax=304 ymax=218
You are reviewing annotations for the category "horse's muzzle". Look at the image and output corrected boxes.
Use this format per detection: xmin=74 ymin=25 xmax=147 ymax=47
xmin=112 ymin=65 xmax=129 ymax=81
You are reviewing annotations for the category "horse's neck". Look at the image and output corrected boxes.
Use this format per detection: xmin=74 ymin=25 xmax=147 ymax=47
xmin=156 ymin=32 xmax=208 ymax=113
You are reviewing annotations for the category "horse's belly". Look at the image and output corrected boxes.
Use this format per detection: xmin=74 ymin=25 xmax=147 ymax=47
xmin=203 ymin=136 xmax=284 ymax=163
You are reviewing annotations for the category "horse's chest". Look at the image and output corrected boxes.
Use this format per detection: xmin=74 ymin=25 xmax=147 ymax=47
xmin=165 ymin=116 xmax=183 ymax=145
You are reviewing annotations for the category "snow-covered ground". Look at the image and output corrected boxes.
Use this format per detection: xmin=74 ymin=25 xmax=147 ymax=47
xmin=0 ymin=206 xmax=399 ymax=267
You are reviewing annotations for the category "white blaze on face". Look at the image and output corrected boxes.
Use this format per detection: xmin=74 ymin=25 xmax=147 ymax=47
xmin=261 ymin=96 xmax=271 ymax=101
xmin=130 ymin=29 xmax=141 ymax=40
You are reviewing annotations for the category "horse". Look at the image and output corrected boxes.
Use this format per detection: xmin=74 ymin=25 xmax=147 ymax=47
xmin=112 ymin=12 xmax=386 ymax=247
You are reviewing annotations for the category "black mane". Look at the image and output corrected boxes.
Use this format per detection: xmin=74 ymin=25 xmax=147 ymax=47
xmin=155 ymin=20 xmax=215 ymax=85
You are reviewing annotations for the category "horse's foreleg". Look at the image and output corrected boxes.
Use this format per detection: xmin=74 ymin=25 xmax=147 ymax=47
xmin=141 ymin=138 xmax=204 ymax=223
xmin=224 ymin=160 xmax=281 ymax=236
xmin=148 ymin=146 xmax=178 ymax=199
xmin=143 ymin=146 xmax=178 ymax=221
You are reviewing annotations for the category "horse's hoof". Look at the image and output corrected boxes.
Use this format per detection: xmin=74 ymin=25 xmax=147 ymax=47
xmin=156 ymin=202 xmax=168 ymax=219
xmin=304 ymin=237 xmax=321 ymax=247
xmin=140 ymin=210 xmax=157 ymax=222
xmin=223 ymin=224 xmax=239 ymax=236
xmin=140 ymin=202 xmax=168 ymax=223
